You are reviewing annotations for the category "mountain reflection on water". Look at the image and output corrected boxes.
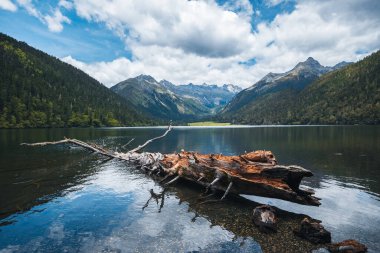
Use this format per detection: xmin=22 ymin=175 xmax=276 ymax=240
xmin=0 ymin=126 xmax=379 ymax=253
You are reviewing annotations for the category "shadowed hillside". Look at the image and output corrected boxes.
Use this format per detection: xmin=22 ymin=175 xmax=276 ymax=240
xmin=0 ymin=33 xmax=149 ymax=128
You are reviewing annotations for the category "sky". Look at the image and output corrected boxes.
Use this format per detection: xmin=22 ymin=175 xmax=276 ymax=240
xmin=0 ymin=0 xmax=379 ymax=88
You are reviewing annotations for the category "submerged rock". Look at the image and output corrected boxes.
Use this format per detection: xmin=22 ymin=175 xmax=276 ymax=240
xmin=313 ymin=248 xmax=330 ymax=253
xmin=327 ymin=239 xmax=367 ymax=253
xmin=252 ymin=205 xmax=277 ymax=232
xmin=294 ymin=217 xmax=331 ymax=244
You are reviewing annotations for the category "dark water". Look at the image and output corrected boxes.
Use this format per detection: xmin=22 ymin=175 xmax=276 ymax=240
xmin=0 ymin=126 xmax=379 ymax=253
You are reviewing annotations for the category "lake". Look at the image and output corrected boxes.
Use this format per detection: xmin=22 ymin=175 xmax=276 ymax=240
xmin=0 ymin=126 xmax=379 ymax=253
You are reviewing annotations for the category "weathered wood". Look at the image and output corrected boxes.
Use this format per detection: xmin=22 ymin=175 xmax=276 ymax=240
xmin=21 ymin=125 xmax=321 ymax=206
xmin=159 ymin=150 xmax=320 ymax=206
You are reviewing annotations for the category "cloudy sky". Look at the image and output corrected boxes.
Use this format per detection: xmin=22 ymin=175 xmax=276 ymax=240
xmin=0 ymin=0 xmax=379 ymax=87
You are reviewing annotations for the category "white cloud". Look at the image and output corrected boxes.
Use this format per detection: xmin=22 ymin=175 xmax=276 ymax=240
xmin=0 ymin=0 xmax=17 ymax=11
xmin=222 ymin=0 xmax=254 ymax=22
xmin=59 ymin=0 xmax=380 ymax=88
xmin=16 ymin=0 xmax=41 ymax=19
xmin=62 ymin=55 xmax=138 ymax=87
xmin=72 ymin=0 xmax=255 ymax=58
xmin=8 ymin=0 xmax=380 ymax=87
xmin=15 ymin=0 xmax=71 ymax=33
xmin=62 ymin=46 xmax=263 ymax=88
xmin=58 ymin=0 xmax=73 ymax=10
xmin=44 ymin=8 xmax=71 ymax=32
xmin=250 ymin=0 xmax=380 ymax=69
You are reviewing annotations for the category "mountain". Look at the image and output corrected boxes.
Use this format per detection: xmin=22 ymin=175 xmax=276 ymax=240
xmin=111 ymin=75 xmax=210 ymax=121
xmin=111 ymin=76 xmax=241 ymax=120
xmin=159 ymin=80 xmax=241 ymax=112
xmin=0 ymin=33 xmax=148 ymax=128
xmin=293 ymin=52 xmax=379 ymax=124
xmin=331 ymin=61 xmax=351 ymax=70
xmin=218 ymin=52 xmax=379 ymax=125
xmin=221 ymin=57 xmax=347 ymax=116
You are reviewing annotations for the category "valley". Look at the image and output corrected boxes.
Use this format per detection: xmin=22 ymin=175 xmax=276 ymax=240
xmin=1 ymin=32 xmax=379 ymax=127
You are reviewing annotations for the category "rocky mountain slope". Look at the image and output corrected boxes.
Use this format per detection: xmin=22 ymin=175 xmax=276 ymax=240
xmin=221 ymin=57 xmax=350 ymax=116
xmin=111 ymin=75 xmax=241 ymax=120
xmin=218 ymin=52 xmax=379 ymax=125
xmin=160 ymin=80 xmax=241 ymax=113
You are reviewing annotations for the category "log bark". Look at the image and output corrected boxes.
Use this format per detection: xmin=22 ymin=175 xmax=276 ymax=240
xmin=21 ymin=125 xmax=321 ymax=206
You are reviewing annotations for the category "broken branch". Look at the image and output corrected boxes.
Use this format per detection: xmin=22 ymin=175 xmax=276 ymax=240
xmin=128 ymin=124 xmax=172 ymax=153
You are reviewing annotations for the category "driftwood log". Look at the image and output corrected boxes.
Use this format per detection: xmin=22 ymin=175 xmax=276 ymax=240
xmin=21 ymin=125 xmax=321 ymax=206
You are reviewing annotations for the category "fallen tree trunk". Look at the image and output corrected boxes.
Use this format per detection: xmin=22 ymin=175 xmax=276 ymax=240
xmin=21 ymin=125 xmax=320 ymax=206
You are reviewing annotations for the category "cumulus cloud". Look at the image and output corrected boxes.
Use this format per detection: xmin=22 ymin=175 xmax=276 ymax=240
xmin=0 ymin=0 xmax=17 ymax=11
xmin=44 ymin=8 xmax=71 ymax=32
xmin=14 ymin=0 xmax=71 ymax=32
xmin=59 ymin=0 xmax=380 ymax=88
xmin=222 ymin=0 xmax=254 ymax=22
xmin=16 ymin=0 xmax=41 ymax=19
xmin=9 ymin=0 xmax=378 ymax=87
xmin=62 ymin=55 xmax=138 ymax=86
xmin=250 ymin=0 xmax=380 ymax=69
xmin=72 ymin=0 xmax=255 ymax=58
xmin=58 ymin=0 xmax=73 ymax=10
xmin=62 ymin=48 xmax=263 ymax=88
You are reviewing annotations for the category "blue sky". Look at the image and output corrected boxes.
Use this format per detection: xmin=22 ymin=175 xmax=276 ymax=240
xmin=1 ymin=0 xmax=379 ymax=87
xmin=0 ymin=1 xmax=130 ymax=62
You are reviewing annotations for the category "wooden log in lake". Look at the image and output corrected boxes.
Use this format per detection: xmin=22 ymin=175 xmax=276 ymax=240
xmin=21 ymin=125 xmax=321 ymax=206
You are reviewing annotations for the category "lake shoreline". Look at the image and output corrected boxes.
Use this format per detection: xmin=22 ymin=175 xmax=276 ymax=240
xmin=1 ymin=124 xmax=379 ymax=130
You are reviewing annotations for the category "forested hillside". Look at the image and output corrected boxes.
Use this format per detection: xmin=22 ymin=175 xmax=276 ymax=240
xmin=0 ymin=33 xmax=148 ymax=128
xmin=218 ymin=51 xmax=380 ymax=125
xmin=294 ymin=51 xmax=380 ymax=124
xmin=221 ymin=57 xmax=335 ymax=116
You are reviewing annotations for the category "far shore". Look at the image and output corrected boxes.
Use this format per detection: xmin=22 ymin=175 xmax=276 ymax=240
xmin=0 ymin=124 xmax=376 ymax=130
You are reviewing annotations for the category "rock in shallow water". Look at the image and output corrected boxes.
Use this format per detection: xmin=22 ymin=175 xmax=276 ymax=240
xmin=293 ymin=217 xmax=331 ymax=244
xmin=312 ymin=248 xmax=330 ymax=253
xmin=252 ymin=205 xmax=277 ymax=232
xmin=327 ymin=239 xmax=367 ymax=253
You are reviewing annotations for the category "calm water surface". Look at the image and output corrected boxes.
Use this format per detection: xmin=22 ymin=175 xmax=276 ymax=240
xmin=0 ymin=126 xmax=379 ymax=253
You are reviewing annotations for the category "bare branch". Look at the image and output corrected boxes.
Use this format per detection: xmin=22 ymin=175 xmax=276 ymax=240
xmin=221 ymin=182 xmax=233 ymax=200
xmin=21 ymin=139 xmax=69 ymax=146
xmin=128 ymin=124 xmax=172 ymax=153
xmin=122 ymin=138 xmax=135 ymax=148
xmin=21 ymin=138 xmax=115 ymax=158
xmin=159 ymin=174 xmax=173 ymax=183
xmin=164 ymin=175 xmax=180 ymax=186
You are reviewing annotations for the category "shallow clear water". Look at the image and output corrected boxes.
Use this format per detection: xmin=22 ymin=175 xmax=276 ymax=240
xmin=0 ymin=126 xmax=379 ymax=253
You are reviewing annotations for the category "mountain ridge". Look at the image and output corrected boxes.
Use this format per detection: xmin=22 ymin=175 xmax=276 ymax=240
xmin=159 ymin=79 xmax=241 ymax=110
xmin=111 ymin=75 xmax=209 ymax=121
xmin=2 ymin=31 xmax=374 ymax=127
xmin=221 ymin=57 xmax=351 ymax=115
xmin=218 ymin=52 xmax=379 ymax=125
xmin=111 ymin=75 xmax=241 ymax=121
